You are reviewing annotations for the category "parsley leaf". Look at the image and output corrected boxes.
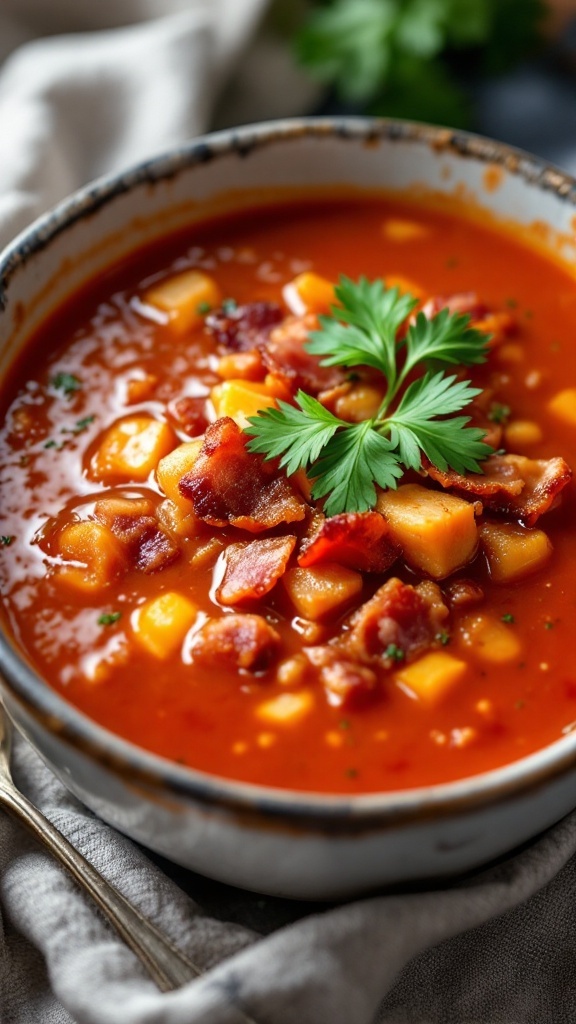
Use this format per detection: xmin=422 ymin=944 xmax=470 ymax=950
xmin=245 ymin=275 xmax=494 ymax=514
xmin=98 ymin=611 xmax=122 ymax=626
xmin=51 ymin=372 xmax=81 ymax=397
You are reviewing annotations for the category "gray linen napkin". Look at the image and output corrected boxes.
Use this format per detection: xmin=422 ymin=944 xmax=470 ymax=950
xmin=3 ymin=4 xmax=576 ymax=1023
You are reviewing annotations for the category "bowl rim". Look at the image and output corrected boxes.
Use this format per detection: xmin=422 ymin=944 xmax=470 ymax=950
xmin=2 ymin=113 xmax=576 ymax=831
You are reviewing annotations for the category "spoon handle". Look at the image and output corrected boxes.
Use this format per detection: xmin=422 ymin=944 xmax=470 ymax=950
xmin=0 ymin=779 xmax=200 ymax=991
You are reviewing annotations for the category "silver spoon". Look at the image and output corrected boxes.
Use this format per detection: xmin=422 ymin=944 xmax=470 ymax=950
xmin=0 ymin=700 xmax=202 ymax=992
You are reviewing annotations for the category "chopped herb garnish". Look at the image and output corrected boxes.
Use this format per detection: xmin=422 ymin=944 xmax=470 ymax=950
xmin=445 ymin=257 xmax=458 ymax=269
xmin=505 ymin=297 xmax=518 ymax=309
xmin=345 ymin=767 xmax=358 ymax=779
xmin=62 ymin=415 xmax=96 ymax=436
xmin=221 ymin=298 xmax=238 ymax=314
xmin=488 ymin=403 xmax=510 ymax=425
xmin=544 ymin=621 xmax=555 ymax=630
xmin=384 ymin=643 xmax=405 ymax=663
xmin=98 ymin=611 xmax=122 ymax=627
xmin=0 ymin=536 xmax=14 ymax=546
xmin=436 ymin=631 xmax=450 ymax=646
xmin=339 ymin=718 xmax=351 ymax=730
xmin=197 ymin=300 xmax=212 ymax=315
xmin=51 ymin=372 xmax=81 ymax=397
xmin=43 ymin=439 xmax=60 ymax=450
xmin=501 ymin=613 xmax=515 ymax=624
xmin=245 ymin=276 xmax=492 ymax=515
xmin=515 ymin=699 xmax=526 ymax=710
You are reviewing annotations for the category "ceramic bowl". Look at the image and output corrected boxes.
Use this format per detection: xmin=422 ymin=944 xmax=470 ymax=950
xmin=2 ymin=118 xmax=576 ymax=899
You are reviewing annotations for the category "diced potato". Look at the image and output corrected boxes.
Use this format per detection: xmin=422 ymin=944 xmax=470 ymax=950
xmin=211 ymin=379 xmax=279 ymax=428
xmin=334 ymin=384 xmax=384 ymax=422
xmin=144 ymin=270 xmax=221 ymax=334
xmin=480 ymin=521 xmax=552 ymax=582
xmin=504 ymin=420 xmax=543 ymax=448
xmin=384 ymin=274 xmax=425 ymax=298
xmin=156 ymin=498 xmax=200 ymax=539
xmin=395 ymin=651 xmax=467 ymax=706
xmin=283 ymin=272 xmax=335 ymax=315
xmin=459 ymin=613 xmax=522 ymax=663
xmin=548 ymin=388 xmax=576 ymax=427
xmin=56 ymin=521 xmax=125 ymax=592
xmin=125 ymin=373 xmax=158 ymax=404
xmin=133 ymin=591 xmax=198 ymax=658
xmin=382 ymin=218 xmax=430 ymax=242
xmin=282 ymin=565 xmax=363 ymax=621
xmin=189 ymin=537 xmax=226 ymax=569
xmin=92 ymin=416 xmax=177 ymax=482
xmin=377 ymin=484 xmax=478 ymax=579
xmin=496 ymin=342 xmax=524 ymax=364
xmin=216 ymin=351 xmax=264 ymax=381
xmin=256 ymin=690 xmax=314 ymax=725
xmin=156 ymin=439 xmax=203 ymax=510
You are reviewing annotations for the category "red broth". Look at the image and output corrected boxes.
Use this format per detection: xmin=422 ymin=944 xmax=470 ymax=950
xmin=1 ymin=196 xmax=576 ymax=793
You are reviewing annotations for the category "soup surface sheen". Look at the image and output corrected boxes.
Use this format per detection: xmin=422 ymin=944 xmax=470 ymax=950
xmin=1 ymin=196 xmax=576 ymax=793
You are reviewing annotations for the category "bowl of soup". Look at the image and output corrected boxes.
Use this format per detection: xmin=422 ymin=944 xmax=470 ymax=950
xmin=1 ymin=118 xmax=576 ymax=898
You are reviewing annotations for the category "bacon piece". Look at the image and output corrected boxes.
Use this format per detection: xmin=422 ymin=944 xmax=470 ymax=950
xmin=216 ymin=536 xmax=296 ymax=605
xmin=298 ymin=511 xmax=398 ymax=573
xmin=193 ymin=614 xmax=280 ymax=672
xmin=179 ymin=418 xmax=307 ymax=532
xmin=420 ymin=293 xmax=515 ymax=347
xmin=261 ymin=314 xmax=346 ymax=396
xmin=304 ymin=646 xmax=378 ymax=709
xmin=425 ymin=453 xmax=572 ymax=526
xmin=94 ymin=496 xmax=180 ymax=574
xmin=444 ymin=578 xmax=484 ymax=610
xmin=206 ymin=302 xmax=283 ymax=352
xmin=344 ymin=577 xmax=449 ymax=667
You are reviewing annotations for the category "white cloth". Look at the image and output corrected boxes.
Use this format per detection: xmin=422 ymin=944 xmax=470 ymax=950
xmin=2 ymin=5 xmax=576 ymax=1023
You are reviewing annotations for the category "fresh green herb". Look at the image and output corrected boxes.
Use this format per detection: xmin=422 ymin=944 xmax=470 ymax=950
xmin=544 ymin=621 xmax=555 ymax=631
xmin=345 ymin=767 xmax=358 ymax=779
xmin=221 ymin=298 xmax=238 ymax=314
xmin=245 ymin=275 xmax=492 ymax=515
xmin=98 ymin=611 xmax=122 ymax=627
xmin=62 ymin=415 xmax=96 ymax=436
xmin=384 ymin=643 xmax=405 ymax=663
xmin=0 ymin=536 xmax=14 ymax=547
xmin=436 ymin=631 xmax=450 ymax=646
xmin=51 ymin=372 xmax=81 ymax=397
xmin=505 ymin=297 xmax=518 ymax=309
xmin=293 ymin=0 xmax=545 ymax=128
xmin=515 ymin=698 xmax=526 ymax=710
xmin=197 ymin=301 xmax=212 ymax=315
xmin=501 ymin=613 xmax=515 ymax=624
xmin=488 ymin=403 xmax=510 ymax=425
xmin=43 ymin=439 xmax=60 ymax=450
xmin=339 ymin=718 xmax=351 ymax=730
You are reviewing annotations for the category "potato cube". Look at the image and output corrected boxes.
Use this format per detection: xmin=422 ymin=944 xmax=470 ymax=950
xmin=382 ymin=218 xmax=430 ymax=242
xmin=283 ymin=272 xmax=335 ymax=315
xmin=504 ymin=420 xmax=543 ymax=448
xmin=211 ymin=379 xmax=278 ymax=428
xmin=156 ymin=440 xmax=203 ymax=510
xmin=144 ymin=270 xmax=221 ymax=334
xmin=133 ymin=592 xmax=198 ymax=658
xmin=395 ymin=651 xmax=467 ymax=706
xmin=56 ymin=521 xmax=125 ymax=592
xmin=256 ymin=690 xmax=314 ymax=725
xmin=377 ymin=484 xmax=478 ymax=579
xmin=216 ymin=351 xmax=264 ymax=381
xmin=334 ymin=384 xmax=384 ymax=422
xmin=459 ymin=613 xmax=522 ymax=663
xmin=282 ymin=565 xmax=363 ymax=621
xmin=548 ymin=388 xmax=576 ymax=427
xmin=480 ymin=521 xmax=552 ymax=582
xmin=92 ymin=416 xmax=177 ymax=482
xmin=156 ymin=498 xmax=200 ymax=539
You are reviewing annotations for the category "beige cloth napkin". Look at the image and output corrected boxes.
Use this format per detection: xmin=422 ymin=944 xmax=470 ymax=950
xmin=2 ymin=4 xmax=576 ymax=1023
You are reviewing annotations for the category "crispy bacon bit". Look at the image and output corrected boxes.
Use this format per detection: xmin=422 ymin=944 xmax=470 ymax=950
xmin=179 ymin=417 xmax=307 ymax=532
xmin=421 ymin=293 xmax=515 ymax=347
xmin=261 ymin=314 xmax=346 ymax=396
xmin=193 ymin=614 xmax=280 ymax=672
xmin=170 ymin=396 xmax=209 ymax=437
xmin=304 ymin=646 xmax=378 ymax=709
xmin=345 ymin=577 xmax=450 ymax=667
xmin=94 ymin=496 xmax=180 ymax=573
xmin=445 ymin=578 xmax=485 ymax=610
xmin=298 ymin=511 xmax=398 ymax=573
xmin=425 ymin=453 xmax=572 ymax=526
xmin=217 ymin=536 xmax=296 ymax=605
xmin=206 ymin=302 xmax=283 ymax=352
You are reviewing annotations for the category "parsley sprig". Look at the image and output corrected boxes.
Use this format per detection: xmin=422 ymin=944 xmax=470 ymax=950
xmin=245 ymin=276 xmax=493 ymax=515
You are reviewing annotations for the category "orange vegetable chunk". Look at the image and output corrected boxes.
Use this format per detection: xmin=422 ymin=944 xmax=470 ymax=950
xmin=92 ymin=416 xmax=177 ymax=483
xmin=282 ymin=564 xmax=363 ymax=621
xmin=480 ymin=521 xmax=552 ymax=582
xmin=145 ymin=270 xmax=221 ymax=333
xmin=133 ymin=592 xmax=198 ymax=658
xmin=56 ymin=521 xmax=125 ymax=592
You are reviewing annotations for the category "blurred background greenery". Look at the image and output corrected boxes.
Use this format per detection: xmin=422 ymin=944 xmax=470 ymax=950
xmin=267 ymin=0 xmax=572 ymax=129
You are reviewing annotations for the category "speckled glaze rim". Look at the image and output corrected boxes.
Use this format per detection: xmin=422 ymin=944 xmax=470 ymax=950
xmin=2 ymin=115 xmax=576 ymax=834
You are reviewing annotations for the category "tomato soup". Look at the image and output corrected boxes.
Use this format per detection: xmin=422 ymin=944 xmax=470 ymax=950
xmin=1 ymin=196 xmax=576 ymax=793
